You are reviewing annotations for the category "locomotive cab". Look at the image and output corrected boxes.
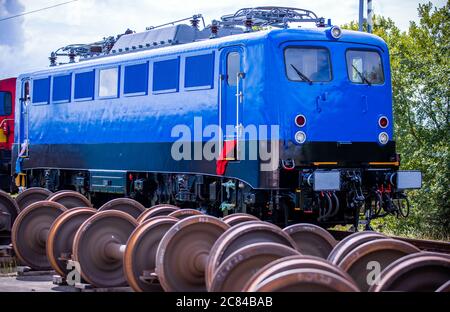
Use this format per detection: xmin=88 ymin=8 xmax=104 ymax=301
xmin=273 ymin=28 xmax=395 ymax=166
xmin=0 ymin=78 xmax=16 ymax=192
xmin=262 ymin=27 xmax=422 ymax=225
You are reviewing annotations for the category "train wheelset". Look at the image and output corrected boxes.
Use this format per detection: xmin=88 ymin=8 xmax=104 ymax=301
xmin=5 ymin=189 xmax=450 ymax=292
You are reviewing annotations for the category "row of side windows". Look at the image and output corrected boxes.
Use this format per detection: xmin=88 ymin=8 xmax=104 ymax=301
xmin=31 ymin=52 xmax=215 ymax=105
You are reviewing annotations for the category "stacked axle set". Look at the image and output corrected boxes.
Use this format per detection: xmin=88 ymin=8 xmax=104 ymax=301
xmin=1 ymin=188 xmax=449 ymax=292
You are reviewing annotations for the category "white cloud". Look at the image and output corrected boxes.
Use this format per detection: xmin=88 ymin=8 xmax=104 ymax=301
xmin=0 ymin=0 xmax=446 ymax=79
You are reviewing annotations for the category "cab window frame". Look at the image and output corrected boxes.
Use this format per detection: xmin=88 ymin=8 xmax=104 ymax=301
xmin=97 ymin=66 xmax=120 ymax=99
xmin=283 ymin=46 xmax=333 ymax=83
xmin=345 ymin=48 xmax=385 ymax=85
xmin=0 ymin=91 xmax=12 ymax=116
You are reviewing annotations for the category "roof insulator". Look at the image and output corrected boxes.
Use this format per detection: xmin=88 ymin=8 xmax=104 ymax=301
xmin=210 ymin=20 xmax=219 ymax=38
xmin=244 ymin=15 xmax=253 ymax=32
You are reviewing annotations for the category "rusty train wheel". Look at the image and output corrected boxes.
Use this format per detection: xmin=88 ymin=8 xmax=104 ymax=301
xmin=205 ymin=221 xmax=297 ymax=290
xmin=209 ymin=242 xmax=300 ymax=292
xmin=48 ymin=191 xmax=92 ymax=209
xmin=155 ymin=215 xmax=229 ymax=292
xmin=222 ymin=213 xmax=260 ymax=226
xmin=248 ymin=268 xmax=360 ymax=292
xmin=369 ymin=252 xmax=450 ymax=292
xmin=0 ymin=191 xmax=20 ymax=231
xmin=168 ymin=209 xmax=203 ymax=220
xmin=436 ymin=280 xmax=450 ymax=292
xmin=15 ymin=187 xmax=52 ymax=211
xmin=137 ymin=205 xmax=180 ymax=223
xmin=98 ymin=198 xmax=146 ymax=219
xmin=242 ymin=255 xmax=356 ymax=292
xmin=283 ymin=223 xmax=337 ymax=258
xmin=11 ymin=201 xmax=67 ymax=270
xmin=46 ymin=207 xmax=96 ymax=277
xmin=327 ymin=231 xmax=387 ymax=265
xmin=149 ymin=203 xmax=179 ymax=209
xmin=338 ymin=239 xmax=420 ymax=291
xmin=123 ymin=216 xmax=178 ymax=292
xmin=73 ymin=210 xmax=138 ymax=288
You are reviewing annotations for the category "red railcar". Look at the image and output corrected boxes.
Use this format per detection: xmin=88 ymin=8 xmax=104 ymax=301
xmin=0 ymin=78 xmax=16 ymax=191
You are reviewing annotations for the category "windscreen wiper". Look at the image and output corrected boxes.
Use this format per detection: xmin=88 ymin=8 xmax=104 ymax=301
xmin=290 ymin=64 xmax=312 ymax=84
xmin=351 ymin=64 xmax=372 ymax=86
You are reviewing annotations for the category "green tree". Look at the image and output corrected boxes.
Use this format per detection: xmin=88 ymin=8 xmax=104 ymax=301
xmin=343 ymin=1 xmax=450 ymax=239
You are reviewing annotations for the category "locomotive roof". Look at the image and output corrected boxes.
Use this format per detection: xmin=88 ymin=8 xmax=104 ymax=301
xmin=20 ymin=27 xmax=388 ymax=79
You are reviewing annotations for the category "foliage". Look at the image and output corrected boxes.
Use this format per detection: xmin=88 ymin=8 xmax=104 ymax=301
xmin=342 ymin=1 xmax=450 ymax=240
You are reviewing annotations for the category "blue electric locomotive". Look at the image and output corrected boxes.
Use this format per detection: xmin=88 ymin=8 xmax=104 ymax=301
xmin=12 ymin=7 xmax=421 ymax=227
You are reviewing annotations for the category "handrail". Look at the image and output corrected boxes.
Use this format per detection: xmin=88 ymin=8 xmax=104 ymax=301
xmin=0 ymin=118 xmax=13 ymax=128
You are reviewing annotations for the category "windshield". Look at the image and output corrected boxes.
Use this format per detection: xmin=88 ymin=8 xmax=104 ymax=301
xmin=285 ymin=47 xmax=332 ymax=82
xmin=0 ymin=91 xmax=12 ymax=116
xmin=346 ymin=50 xmax=384 ymax=85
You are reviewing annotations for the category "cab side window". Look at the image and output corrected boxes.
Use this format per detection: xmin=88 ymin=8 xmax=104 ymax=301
xmin=0 ymin=91 xmax=12 ymax=116
xmin=227 ymin=52 xmax=240 ymax=86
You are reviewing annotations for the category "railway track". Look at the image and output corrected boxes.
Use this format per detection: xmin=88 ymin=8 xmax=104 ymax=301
xmin=1 ymin=188 xmax=449 ymax=292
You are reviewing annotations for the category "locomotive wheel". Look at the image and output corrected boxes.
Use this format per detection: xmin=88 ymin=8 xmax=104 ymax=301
xmin=209 ymin=242 xmax=300 ymax=292
xmin=15 ymin=187 xmax=52 ymax=211
xmin=155 ymin=215 xmax=230 ymax=292
xmin=248 ymin=268 xmax=360 ymax=292
xmin=11 ymin=201 xmax=67 ymax=270
xmin=369 ymin=252 xmax=450 ymax=292
xmin=327 ymin=231 xmax=387 ymax=265
xmin=168 ymin=209 xmax=203 ymax=220
xmin=123 ymin=216 xmax=178 ymax=292
xmin=338 ymin=239 xmax=420 ymax=291
xmin=222 ymin=213 xmax=260 ymax=226
xmin=137 ymin=205 xmax=180 ymax=223
xmin=73 ymin=210 xmax=138 ymax=288
xmin=283 ymin=223 xmax=337 ymax=258
xmin=0 ymin=191 xmax=20 ymax=230
xmin=46 ymin=207 xmax=97 ymax=277
xmin=98 ymin=198 xmax=146 ymax=219
xmin=205 ymin=221 xmax=297 ymax=290
xmin=242 ymin=255 xmax=356 ymax=292
xmin=48 ymin=191 xmax=92 ymax=209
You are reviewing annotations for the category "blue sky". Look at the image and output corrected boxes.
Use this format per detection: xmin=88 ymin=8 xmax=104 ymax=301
xmin=0 ymin=0 xmax=446 ymax=79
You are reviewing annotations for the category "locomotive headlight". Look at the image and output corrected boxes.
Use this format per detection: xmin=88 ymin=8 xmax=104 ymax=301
xmin=378 ymin=132 xmax=389 ymax=145
xmin=295 ymin=131 xmax=307 ymax=144
xmin=330 ymin=26 xmax=342 ymax=39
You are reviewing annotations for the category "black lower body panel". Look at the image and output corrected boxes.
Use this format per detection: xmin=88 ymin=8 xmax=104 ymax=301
xmin=281 ymin=141 xmax=397 ymax=166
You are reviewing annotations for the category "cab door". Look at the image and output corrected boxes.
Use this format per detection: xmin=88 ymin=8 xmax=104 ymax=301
xmin=219 ymin=47 xmax=244 ymax=161
xmin=17 ymin=79 xmax=30 ymax=158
